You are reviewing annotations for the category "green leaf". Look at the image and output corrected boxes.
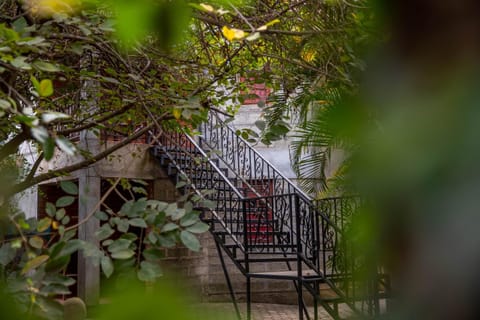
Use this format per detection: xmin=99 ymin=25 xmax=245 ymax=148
xmin=61 ymin=216 xmax=70 ymax=225
xmin=18 ymin=218 xmax=30 ymax=230
xmin=56 ymin=136 xmax=76 ymax=155
xmin=29 ymin=236 xmax=44 ymax=249
xmin=31 ymin=126 xmax=49 ymax=144
xmin=142 ymin=248 xmax=164 ymax=261
xmin=0 ymin=99 xmax=10 ymax=110
xmin=40 ymin=284 xmax=71 ymax=296
xmin=102 ymin=239 xmax=114 ymax=246
xmin=37 ymin=217 xmax=52 ymax=232
xmin=42 ymin=137 xmax=55 ymax=160
xmin=186 ymin=221 xmax=210 ymax=234
xmin=180 ymin=231 xmax=201 ymax=252
xmin=11 ymin=56 xmax=31 ymax=70
xmin=42 ymin=274 xmax=76 ymax=287
xmin=82 ymin=242 xmax=102 ymax=259
xmin=0 ymin=244 xmax=16 ymax=266
xmin=180 ymin=212 xmax=198 ymax=227
xmin=119 ymin=200 xmax=133 ymax=216
xmin=45 ymin=202 xmax=56 ymax=217
xmin=41 ymin=111 xmax=69 ymax=124
xmin=164 ymin=203 xmax=178 ymax=216
xmin=60 ymin=180 xmax=78 ymax=195
xmin=63 ymin=229 xmax=76 ymax=241
xmin=12 ymin=17 xmax=28 ymax=32
xmin=111 ymin=249 xmax=135 ymax=260
xmin=132 ymin=186 xmax=147 ymax=195
xmin=58 ymin=225 xmax=65 ymax=238
xmin=61 ymin=239 xmax=84 ymax=256
xmin=101 ymin=256 xmax=114 ymax=278
xmin=95 ymin=224 xmax=115 ymax=241
xmin=55 ymin=208 xmax=66 ymax=220
xmin=121 ymin=233 xmax=138 ymax=242
xmin=132 ymin=179 xmax=148 ymax=186
xmin=45 ymin=255 xmax=70 ymax=273
xmin=19 ymin=36 xmax=45 ymax=46
xmin=116 ymin=219 xmax=130 ymax=233
xmin=246 ymin=32 xmax=261 ymax=41
xmin=49 ymin=241 xmax=66 ymax=259
xmin=107 ymin=239 xmax=132 ymax=253
xmin=38 ymin=79 xmax=54 ymax=97
xmin=203 ymin=200 xmax=216 ymax=209
xmin=128 ymin=218 xmax=147 ymax=228
xmin=22 ymin=255 xmax=49 ymax=274
xmin=31 ymin=75 xmax=40 ymax=92
xmin=120 ymin=199 xmax=148 ymax=217
xmin=147 ymin=200 xmax=168 ymax=211
xmin=56 ymin=196 xmax=75 ymax=207
xmin=184 ymin=201 xmax=193 ymax=213
xmin=161 ymin=222 xmax=179 ymax=233
xmin=137 ymin=261 xmax=162 ymax=282
xmin=94 ymin=210 xmax=109 ymax=221
xmin=171 ymin=208 xmax=186 ymax=221
xmin=11 ymin=239 xmax=21 ymax=249
xmin=176 ymin=180 xmax=186 ymax=188
xmin=158 ymin=235 xmax=176 ymax=248
xmin=33 ymin=61 xmax=60 ymax=72
xmin=128 ymin=199 xmax=148 ymax=217
xmin=147 ymin=232 xmax=157 ymax=244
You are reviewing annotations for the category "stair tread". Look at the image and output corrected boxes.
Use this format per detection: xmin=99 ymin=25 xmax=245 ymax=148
xmin=250 ymin=269 xmax=321 ymax=278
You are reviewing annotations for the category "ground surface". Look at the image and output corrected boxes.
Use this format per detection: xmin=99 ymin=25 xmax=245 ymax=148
xmin=194 ymin=302 xmax=339 ymax=320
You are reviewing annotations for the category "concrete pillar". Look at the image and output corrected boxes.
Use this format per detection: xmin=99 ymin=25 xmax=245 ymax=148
xmin=77 ymin=166 xmax=100 ymax=305
xmin=77 ymin=124 xmax=101 ymax=305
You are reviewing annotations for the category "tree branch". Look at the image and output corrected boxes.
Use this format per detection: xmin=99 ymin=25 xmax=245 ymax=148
xmin=0 ymin=128 xmax=30 ymax=162
xmin=25 ymin=152 xmax=44 ymax=182
xmin=7 ymin=120 xmax=161 ymax=198
xmin=56 ymin=102 xmax=136 ymax=135
xmin=194 ymin=13 xmax=340 ymax=36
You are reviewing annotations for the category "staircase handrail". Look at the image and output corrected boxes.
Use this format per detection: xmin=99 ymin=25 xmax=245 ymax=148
xmin=210 ymin=111 xmax=313 ymax=199
xmin=202 ymin=111 xmax=341 ymax=231
xmin=182 ymin=132 xmax=246 ymax=200
xmin=149 ymin=129 xmax=247 ymax=251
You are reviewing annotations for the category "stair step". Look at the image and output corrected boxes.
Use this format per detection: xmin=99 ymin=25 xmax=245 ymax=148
xmin=224 ymin=243 xmax=296 ymax=250
xmin=212 ymin=230 xmax=289 ymax=237
xmin=235 ymin=257 xmax=299 ymax=263
xmin=160 ymin=146 xmax=203 ymax=155
xmin=212 ymin=218 xmax=278 ymax=223
xmin=167 ymin=163 xmax=229 ymax=176
xmin=249 ymin=269 xmax=323 ymax=280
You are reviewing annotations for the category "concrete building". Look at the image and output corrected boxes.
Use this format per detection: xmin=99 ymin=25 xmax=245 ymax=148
xmin=19 ymin=93 xmax=305 ymax=306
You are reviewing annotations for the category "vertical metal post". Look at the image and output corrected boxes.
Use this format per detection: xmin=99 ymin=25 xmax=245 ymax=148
xmin=215 ymin=239 xmax=242 ymax=320
xmin=243 ymin=198 xmax=251 ymax=320
xmin=246 ymin=276 xmax=251 ymax=320
xmin=295 ymin=194 xmax=304 ymax=320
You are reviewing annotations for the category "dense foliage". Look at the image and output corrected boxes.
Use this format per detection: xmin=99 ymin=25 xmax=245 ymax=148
xmin=0 ymin=0 xmax=376 ymax=318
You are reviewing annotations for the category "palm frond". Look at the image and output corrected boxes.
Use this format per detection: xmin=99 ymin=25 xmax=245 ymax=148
xmin=290 ymin=87 xmax=348 ymax=195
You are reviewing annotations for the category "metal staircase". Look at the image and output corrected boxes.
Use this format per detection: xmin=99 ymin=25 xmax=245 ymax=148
xmin=149 ymin=111 xmax=390 ymax=320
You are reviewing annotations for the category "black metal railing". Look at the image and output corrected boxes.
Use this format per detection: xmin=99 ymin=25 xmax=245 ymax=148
xmin=150 ymin=112 xmax=388 ymax=318
xmin=199 ymin=111 xmax=298 ymax=198
xmin=198 ymin=111 xmax=343 ymax=267
xmin=150 ymin=129 xmax=246 ymax=251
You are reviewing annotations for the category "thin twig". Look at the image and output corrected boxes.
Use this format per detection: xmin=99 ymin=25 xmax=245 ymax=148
xmin=64 ymin=178 xmax=121 ymax=232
